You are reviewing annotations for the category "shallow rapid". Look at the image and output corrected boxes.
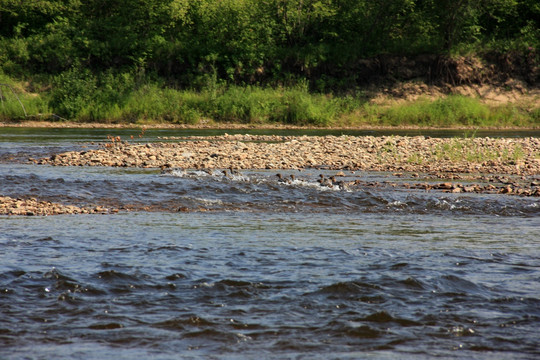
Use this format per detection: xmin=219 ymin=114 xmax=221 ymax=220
xmin=1 ymin=128 xmax=539 ymax=359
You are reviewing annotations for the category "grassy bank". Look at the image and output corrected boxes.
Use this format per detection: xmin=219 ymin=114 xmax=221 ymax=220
xmin=344 ymin=96 xmax=540 ymax=128
xmin=1 ymin=73 xmax=539 ymax=128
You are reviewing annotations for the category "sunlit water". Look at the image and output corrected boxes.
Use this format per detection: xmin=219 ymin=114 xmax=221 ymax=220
xmin=1 ymin=128 xmax=539 ymax=359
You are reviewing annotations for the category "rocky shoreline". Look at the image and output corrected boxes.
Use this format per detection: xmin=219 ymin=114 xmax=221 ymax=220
xmin=3 ymin=134 xmax=539 ymax=216
xmin=0 ymin=196 xmax=117 ymax=216
xmin=37 ymin=134 xmax=540 ymax=175
xmin=30 ymin=134 xmax=539 ymax=198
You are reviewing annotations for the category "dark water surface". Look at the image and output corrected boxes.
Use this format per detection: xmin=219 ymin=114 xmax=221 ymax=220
xmin=1 ymin=128 xmax=539 ymax=359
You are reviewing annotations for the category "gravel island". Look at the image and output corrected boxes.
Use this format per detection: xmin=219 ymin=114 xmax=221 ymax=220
xmin=37 ymin=134 xmax=540 ymax=175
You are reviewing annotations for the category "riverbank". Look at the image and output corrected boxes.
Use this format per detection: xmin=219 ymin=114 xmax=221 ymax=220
xmin=0 ymin=196 xmax=117 ymax=216
xmin=33 ymin=134 xmax=540 ymax=199
xmin=1 ymin=120 xmax=539 ymax=131
xmin=36 ymin=134 xmax=540 ymax=174
xmin=2 ymin=132 xmax=539 ymax=216
xmin=1 ymin=72 xmax=539 ymax=129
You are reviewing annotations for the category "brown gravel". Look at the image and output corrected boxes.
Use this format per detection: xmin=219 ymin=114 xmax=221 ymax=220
xmin=7 ymin=134 xmax=535 ymax=215
xmin=0 ymin=196 xmax=117 ymax=216
xmin=36 ymin=134 xmax=540 ymax=176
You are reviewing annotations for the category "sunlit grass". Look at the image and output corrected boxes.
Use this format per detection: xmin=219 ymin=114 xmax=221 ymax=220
xmin=0 ymin=73 xmax=51 ymax=120
xmin=432 ymin=137 xmax=526 ymax=164
xmin=93 ymin=84 xmax=347 ymax=126
xmin=1 ymin=71 xmax=538 ymax=128
xmin=348 ymin=95 xmax=536 ymax=128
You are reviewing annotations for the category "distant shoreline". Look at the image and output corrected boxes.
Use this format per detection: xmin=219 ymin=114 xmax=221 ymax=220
xmin=1 ymin=120 xmax=539 ymax=131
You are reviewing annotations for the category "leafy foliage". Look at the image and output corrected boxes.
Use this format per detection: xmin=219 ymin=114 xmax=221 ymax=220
xmin=1 ymin=0 xmax=537 ymax=82
xmin=0 ymin=0 xmax=538 ymax=125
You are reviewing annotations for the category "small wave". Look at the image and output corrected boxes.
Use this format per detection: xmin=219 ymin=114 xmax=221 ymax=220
xmin=286 ymin=178 xmax=342 ymax=192
xmin=96 ymin=270 xmax=140 ymax=281
xmin=362 ymin=311 xmax=420 ymax=327
xmin=193 ymin=279 xmax=271 ymax=299
xmin=387 ymin=200 xmax=406 ymax=206
xmin=165 ymin=273 xmax=187 ymax=281
xmin=396 ymin=277 xmax=427 ymax=290
xmin=0 ymin=269 xmax=26 ymax=281
xmin=190 ymin=197 xmax=224 ymax=205
xmin=390 ymin=262 xmax=409 ymax=270
xmin=316 ymin=281 xmax=382 ymax=297
xmin=88 ymin=322 xmax=124 ymax=330
xmin=435 ymin=275 xmax=489 ymax=296
xmin=167 ymin=168 xmax=252 ymax=182
xmin=183 ymin=328 xmax=241 ymax=342
xmin=324 ymin=320 xmax=382 ymax=339
xmin=154 ymin=315 xmax=216 ymax=331
xmin=229 ymin=173 xmax=251 ymax=182
xmin=93 ymin=270 xmax=147 ymax=294
xmin=167 ymin=169 xmax=206 ymax=178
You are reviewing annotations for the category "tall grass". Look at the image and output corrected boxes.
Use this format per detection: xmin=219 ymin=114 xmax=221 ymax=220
xmin=1 ymin=70 xmax=538 ymax=128
xmin=0 ymin=73 xmax=50 ymax=120
xmin=120 ymin=85 xmax=204 ymax=124
xmin=349 ymin=95 xmax=537 ymax=128
xmin=50 ymin=80 xmax=349 ymax=126
xmin=433 ymin=137 xmax=526 ymax=163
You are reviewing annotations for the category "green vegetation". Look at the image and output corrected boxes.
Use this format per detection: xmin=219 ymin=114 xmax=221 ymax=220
xmin=1 ymin=72 xmax=538 ymax=127
xmin=348 ymin=96 xmax=538 ymax=128
xmin=434 ymin=136 xmax=526 ymax=163
xmin=0 ymin=73 xmax=50 ymax=121
xmin=46 ymin=79 xmax=354 ymax=126
xmin=0 ymin=1 xmax=539 ymax=126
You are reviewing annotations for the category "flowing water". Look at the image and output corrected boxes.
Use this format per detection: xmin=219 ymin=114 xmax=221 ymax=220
xmin=0 ymin=128 xmax=539 ymax=359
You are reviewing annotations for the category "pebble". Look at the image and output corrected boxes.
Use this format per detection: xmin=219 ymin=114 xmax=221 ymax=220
xmin=35 ymin=135 xmax=540 ymax=176
xmin=9 ymin=134 xmax=534 ymax=214
xmin=0 ymin=196 xmax=116 ymax=216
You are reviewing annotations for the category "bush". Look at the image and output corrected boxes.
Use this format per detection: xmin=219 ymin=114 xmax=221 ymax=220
xmin=351 ymin=95 xmax=537 ymax=128
xmin=210 ymin=86 xmax=275 ymax=123
xmin=119 ymin=85 xmax=202 ymax=124
xmin=529 ymin=106 xmax=540 ymax=124
xmin=272 ymin=87 xmax=339 ymax=126
xmin=200 ymin=84 xmax=343 ymax=126
xmin=380 ymin=96 xmax=490 ymax=126
xmin=49 ymin=67 xmax=97 ymax=119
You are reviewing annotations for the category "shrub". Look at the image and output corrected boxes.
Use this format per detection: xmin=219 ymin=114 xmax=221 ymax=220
xmin=380 ymin=96 xmax=490 ymax=126
xmin=271 ymin=85 xmax=340 ymax=126
xmin=49 ymin=67 xmax=97 ymax=119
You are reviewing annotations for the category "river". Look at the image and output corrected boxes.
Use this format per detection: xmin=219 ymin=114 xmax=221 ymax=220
xmin=1 ymin=128 xmax=539 ymax=359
